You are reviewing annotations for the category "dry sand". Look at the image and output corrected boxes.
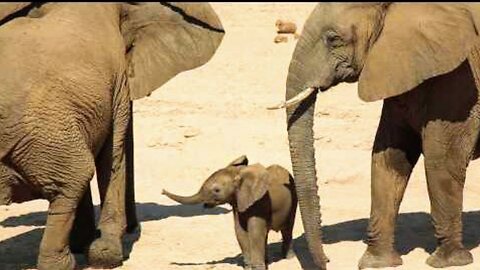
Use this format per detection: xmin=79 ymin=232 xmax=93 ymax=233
xmin=1 ymin=3 xmax=480 ymax=270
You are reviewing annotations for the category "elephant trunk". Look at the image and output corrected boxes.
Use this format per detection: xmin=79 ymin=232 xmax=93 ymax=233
xmin=162 ymin=189 xmax=204 ymax=205
xmin=285 ymin=62 xmax=328 ymax=269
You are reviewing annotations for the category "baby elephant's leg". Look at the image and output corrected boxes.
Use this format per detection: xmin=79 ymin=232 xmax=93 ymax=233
xmin=247 ymin=216 xmax=268 ymax=270
xmin=281 ymin=222 xmax=295 ymax=259
xmin=234 ymin=213 xmax=251 ymax=269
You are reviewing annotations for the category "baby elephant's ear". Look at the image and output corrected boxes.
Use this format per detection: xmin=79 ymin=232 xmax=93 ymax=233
xmin=228 ymin=155 xmax=249 ymax=167
xmin=235 ymin=164 xmax=270 ymax=212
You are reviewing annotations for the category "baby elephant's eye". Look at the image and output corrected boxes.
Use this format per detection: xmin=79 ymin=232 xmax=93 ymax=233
xmin=213 ymin=188 xmax=221 ymax=193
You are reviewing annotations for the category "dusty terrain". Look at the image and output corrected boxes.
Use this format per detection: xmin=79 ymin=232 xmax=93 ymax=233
xmin=1 ymin=3 xmax=480 ymax=270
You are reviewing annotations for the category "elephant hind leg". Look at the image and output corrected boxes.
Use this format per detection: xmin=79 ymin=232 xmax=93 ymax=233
xmin=32 ymin=147 xmax=96 ymax=270
xmin=69 ymin=185 xmax=97 ymax=254
xmin=359 ymin=100 xmax=422 ymax=269
xmin=281 ymin=203 xmax=297 ymax=259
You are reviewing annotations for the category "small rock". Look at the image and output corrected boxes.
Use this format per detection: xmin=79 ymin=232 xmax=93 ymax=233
xmin=275 ymin=19 xmax=297 ymax=34
xmin=183 ymin=127 xmax=200 ymax=138
xmin=274 ymin=34 xmax=288 ymax=43
xmin=317 ymin=111 xmax=330 ymax=116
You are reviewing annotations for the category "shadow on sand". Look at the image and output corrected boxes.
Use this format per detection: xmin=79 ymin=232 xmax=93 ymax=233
xmin=1 ymin=207 xmax=479 ymax=269
xmin=170 ymin=211 xmax=480 ymax=269
xmin=0 ymin=202 xmax=230 ymax=270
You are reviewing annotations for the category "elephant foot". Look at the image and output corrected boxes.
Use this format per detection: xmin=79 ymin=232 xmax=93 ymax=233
xmin=38 ymin=250 xmax=75 ymax=270
xmin=358 ymin=249 xmax=402 ymax=269
xmin=426 ymin=247 xmax=473 ymax=268
xmin=87 ymin=235 xmax=123 ymax=268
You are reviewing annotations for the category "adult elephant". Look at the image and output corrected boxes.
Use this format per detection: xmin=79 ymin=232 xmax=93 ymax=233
xmin=269 ymin=3 xmax=480 ymax=269
xmin=0 ymin=2 xmax=223 ymax=270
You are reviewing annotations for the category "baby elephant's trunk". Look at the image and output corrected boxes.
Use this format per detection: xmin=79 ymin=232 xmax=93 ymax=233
xmin=162 ymin=189 xmax=204 ymax=205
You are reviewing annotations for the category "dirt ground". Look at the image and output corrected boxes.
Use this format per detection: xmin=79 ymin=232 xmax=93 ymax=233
xmin=1 ymin=3 xmax=480 ymax=270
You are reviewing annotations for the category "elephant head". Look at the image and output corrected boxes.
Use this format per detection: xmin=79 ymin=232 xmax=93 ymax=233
xmin=163 ymin=155 xmax=271 ymax=212
xmin=273 ymin=3 xmax=480 ymax=269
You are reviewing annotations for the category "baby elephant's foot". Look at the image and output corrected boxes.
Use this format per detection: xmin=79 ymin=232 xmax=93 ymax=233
xmin=358 ymin=248 xmax=402 ymax=269
xmin=38 ymin=250 xmax=75 ymax=270
xmin=426 ymin=247 xmax=473 ymax=268
xmin=88 ymin=235 xmax=123 ymax=268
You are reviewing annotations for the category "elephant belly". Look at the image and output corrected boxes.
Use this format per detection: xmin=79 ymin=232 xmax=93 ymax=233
xmin=268 ymin=188 xmax=293 ymax=231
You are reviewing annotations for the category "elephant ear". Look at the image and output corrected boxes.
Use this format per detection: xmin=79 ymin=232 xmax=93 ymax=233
xmin=121 ymin=2 xmax=224 ymax=100
xmin=358 ymin=4 xmax=478 ymax=102
xmin=235 ymin=164 xmax=270 ymax=212
xmin=227 ymin=155 xmax=249 ymax=167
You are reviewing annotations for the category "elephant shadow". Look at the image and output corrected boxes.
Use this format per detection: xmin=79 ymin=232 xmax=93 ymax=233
xmin=169 ymin=211 xmax=480 ymax=269
xmin=2 ymin=209 xmax=479 ymax=269
xmin=0 ymin=202 xmax=230 ymax=269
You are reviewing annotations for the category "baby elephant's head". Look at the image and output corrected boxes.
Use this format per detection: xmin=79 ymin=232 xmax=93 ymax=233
xmin=163 ymin=155 xmax=270 ymax=212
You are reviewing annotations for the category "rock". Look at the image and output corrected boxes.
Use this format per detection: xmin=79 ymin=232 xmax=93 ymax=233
xmin=183 ymin=127 xmax=200 ymax=138
xmin=275 ymin=19 xmax=297 ymax=34
xmin=274 ymin=34 xmax=288 ymax=43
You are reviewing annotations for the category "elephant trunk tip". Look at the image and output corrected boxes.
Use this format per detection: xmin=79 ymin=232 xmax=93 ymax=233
xmin=162 ymin=189 xmax=204 ymax=205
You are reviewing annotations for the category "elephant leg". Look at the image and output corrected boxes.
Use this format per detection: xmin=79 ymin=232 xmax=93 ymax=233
xmin=38 ymin=197 xmax=79 ymax=270
xmin=125 ymin=103 xmax=139 ymax=233
xmin=69 ymin=185 xmax=97 ymax=254
xmin=234 ymin=213 xmax=251 ymax=270
xmin=248 ymin=216 xmax=268 ymax=270
xmin=88 ymin=87 xmax=130 ymax=268
xmin=359 ymin=101 xmax=421 ymax=269
xmin=281 ymin=207 xmax=296 ymax=259
xmin=422 ymin=121 xmax=476 ymax=268
xmin=88 ymin=138 xmax=126 ymax=268
xmin=36 ymin=152 xmax=95 ymax=270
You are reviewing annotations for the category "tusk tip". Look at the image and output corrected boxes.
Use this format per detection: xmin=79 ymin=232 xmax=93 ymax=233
xmin=266 ymin=103 xmax=286 ymax=110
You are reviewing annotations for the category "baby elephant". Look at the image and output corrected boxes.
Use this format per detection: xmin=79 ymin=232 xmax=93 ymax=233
xmin=162 ymin=155 xmax=297 ymax=270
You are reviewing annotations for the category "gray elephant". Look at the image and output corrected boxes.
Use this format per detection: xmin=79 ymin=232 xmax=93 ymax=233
xmin=162 ymin=155 xmax=297 ymax=270
xmin=0 ymin=2 xmax=223 ymax=270
xmin=269 ymin=3 xmax=480 ymax=269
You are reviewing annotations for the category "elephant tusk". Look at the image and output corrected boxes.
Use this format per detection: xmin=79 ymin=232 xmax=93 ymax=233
xmin=267 ymin=87 xmax=318 ymax=110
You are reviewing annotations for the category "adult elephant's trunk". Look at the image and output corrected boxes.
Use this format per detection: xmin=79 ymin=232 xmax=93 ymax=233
xmin=285 ymin=64 xmax=328 ymax=269
xmin=162 ymin=189 xmax=204 ymax=205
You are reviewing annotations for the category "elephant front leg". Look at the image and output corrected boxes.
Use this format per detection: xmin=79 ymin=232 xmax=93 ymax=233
xmin=89 ymin=86 xmax=130 ymax=268
xmin=247 ymin=216 xmax=268 ymax=270
xmin=422 ymin=121 xmax=476 ymax=268
xmin=359 ymin=103 xmax=421 ymax=269
xmin=234 ymin=212 xmax=252 ymax=269
xmin=88 ymin=146 xmax=127 ymax=268
xmin=125 ymin=104 xmax=139 ymax=233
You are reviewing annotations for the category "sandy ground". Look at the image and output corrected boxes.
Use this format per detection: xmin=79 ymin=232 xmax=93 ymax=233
xmin=1 ymin=3 xmax=480 ymax=270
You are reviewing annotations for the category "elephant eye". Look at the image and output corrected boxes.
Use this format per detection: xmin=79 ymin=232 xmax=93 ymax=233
xmin=213 ymin=187 xmax=221 ymax=193
xmin=324 ymin=31 xmax=343 ymax=48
